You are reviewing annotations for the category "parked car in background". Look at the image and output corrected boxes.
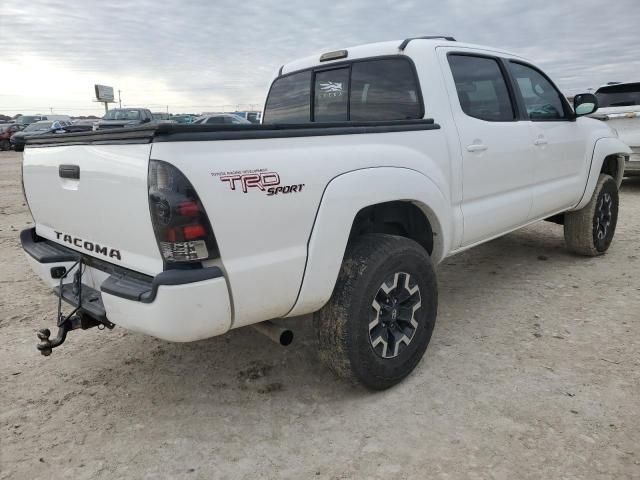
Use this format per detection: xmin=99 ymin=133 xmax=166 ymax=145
xmin=0 ymin=123 xmax=23 ymax=150
xmin=72 ymin=118 xmax=99 ymax=128
xmin=192 ymin=113 xmax=251 ymax=125
xmin=172 ymin=114 xmax=196 ymax=124
xmin=152 ymin=113 xmax=176 ymax=124
xmin=15 ymin=115 xmax=44 ymax=126
xmin=15 ymin=115 xmax=72 ymax=127
xmin=94 ymin=108 xmax=154 ymax=130
xmin=592 ymin=82 xmax=640 ymax=176
xmin=232 ymin=111 xmax=262 ymax=124
xmin=10 ymin=120 xmax=74 ymax=151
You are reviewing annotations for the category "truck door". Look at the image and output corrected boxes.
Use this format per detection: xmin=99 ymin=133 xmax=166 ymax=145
xmin=506 ymin=61 xmax=590 ymax=218
xmin=442 ymin=51 xmax=536 ymax=246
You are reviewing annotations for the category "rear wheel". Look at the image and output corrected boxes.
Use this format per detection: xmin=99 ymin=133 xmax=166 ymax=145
xmin=314 ymin=234 xmax=437 ymax=390
xmin=564 ymin=174 xmax=619 ymax=256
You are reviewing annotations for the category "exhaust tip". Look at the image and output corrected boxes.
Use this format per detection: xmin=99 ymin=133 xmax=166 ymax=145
xmin=251 ymin=320 xmax=294 ymax=347
xmin=280 ymin=330 xmax=294 ymax=346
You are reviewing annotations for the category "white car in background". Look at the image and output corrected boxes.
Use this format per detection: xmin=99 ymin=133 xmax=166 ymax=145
xmin=592 ymin=82 xmax=640 ymax=175
xmin=193 ymin=113 xmax=251 ymax=125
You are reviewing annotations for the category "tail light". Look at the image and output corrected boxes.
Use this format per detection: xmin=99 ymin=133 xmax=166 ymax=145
xmin=148 ymin=160 xmax=218 ymax=264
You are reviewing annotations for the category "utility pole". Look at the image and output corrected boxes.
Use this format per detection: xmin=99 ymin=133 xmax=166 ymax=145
xmin=118 ymin=90 xmax=122 ymax=109
xmin=50 ymin=107 xmax=53 ymax=114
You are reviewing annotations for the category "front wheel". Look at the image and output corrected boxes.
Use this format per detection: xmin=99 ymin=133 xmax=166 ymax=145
xmin=564 ymin=174 xmax=619 ymax=256
xmin=314 ymin=234 xmax=437 ymax=390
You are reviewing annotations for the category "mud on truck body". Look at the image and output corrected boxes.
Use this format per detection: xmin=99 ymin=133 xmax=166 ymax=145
xmin=20 ymin=36 xmax=630 ymax=389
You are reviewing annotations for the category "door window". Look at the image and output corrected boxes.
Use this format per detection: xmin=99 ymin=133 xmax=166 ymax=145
xmin=448 ymin=54 xmax=515 ymax=122
xmin=509 ymin=62 xmax=567 ymax=120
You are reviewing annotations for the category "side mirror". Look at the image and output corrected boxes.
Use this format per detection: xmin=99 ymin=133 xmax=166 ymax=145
xmin=574 ymin=93 xmax=598 ymax=116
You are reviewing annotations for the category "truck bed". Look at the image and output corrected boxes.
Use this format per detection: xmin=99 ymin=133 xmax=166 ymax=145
xmin=24 ymin=119 xmax=439 ymax=148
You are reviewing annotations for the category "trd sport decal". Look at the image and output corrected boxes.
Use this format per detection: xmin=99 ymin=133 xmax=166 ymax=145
xmin=211 ymin=168 xmax=305 ymax=196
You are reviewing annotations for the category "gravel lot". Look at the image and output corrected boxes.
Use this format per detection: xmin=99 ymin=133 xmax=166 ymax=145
xmin=1 ymin=150 xmax=639 ymax=479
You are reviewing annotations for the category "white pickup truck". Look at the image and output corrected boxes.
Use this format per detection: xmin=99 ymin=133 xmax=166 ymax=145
xmin=20 ymin=37 xmax=631 ymax=389
xmin=591 ymin=82 xmax=640 ymax=175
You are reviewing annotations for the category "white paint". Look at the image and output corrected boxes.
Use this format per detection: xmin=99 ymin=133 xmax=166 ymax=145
xmin=22 ymin=38 xmax=631 ymax=343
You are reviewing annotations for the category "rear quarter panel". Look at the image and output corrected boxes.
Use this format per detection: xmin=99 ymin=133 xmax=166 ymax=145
xmin=150 ymin=129 xmax=451 ymax=328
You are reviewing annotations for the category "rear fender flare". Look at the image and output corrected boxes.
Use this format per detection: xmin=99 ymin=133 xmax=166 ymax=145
xmin=573 ymin=137 xmax=630 ymax=211
xmin=285 ymin=167 xmax=450 ymax=317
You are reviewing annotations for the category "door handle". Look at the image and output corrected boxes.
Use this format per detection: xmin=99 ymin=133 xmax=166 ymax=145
xmin=534 ymin=138 xmax=548 ymax=146
xmin=466 ymin=144 xmax=488 ymax=152
xmin=59 ymin=164 xmax=80 ymax=179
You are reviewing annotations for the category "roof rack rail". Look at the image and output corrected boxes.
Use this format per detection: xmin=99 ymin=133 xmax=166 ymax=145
xmin=398 ymin=36 xmax=456 ymax=51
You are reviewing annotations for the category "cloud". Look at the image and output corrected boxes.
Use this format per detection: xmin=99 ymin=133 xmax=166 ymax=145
xmin=1 ymin=0 xmax=638 ymax=114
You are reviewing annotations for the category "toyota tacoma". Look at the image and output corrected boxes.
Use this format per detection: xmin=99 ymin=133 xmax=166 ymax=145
xmin=20 ymin=36 xmax=631 ymax=389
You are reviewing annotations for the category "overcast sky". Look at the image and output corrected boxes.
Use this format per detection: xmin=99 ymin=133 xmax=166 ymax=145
xmin=1 ymin=0 xmax=638 ymax=116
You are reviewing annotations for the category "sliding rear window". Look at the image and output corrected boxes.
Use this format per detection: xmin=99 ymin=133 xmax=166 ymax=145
xmin=263 ymin=57 xmax=423 ymax=123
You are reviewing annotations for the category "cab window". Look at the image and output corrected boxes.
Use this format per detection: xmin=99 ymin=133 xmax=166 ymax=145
xmin=448 ymin=54 xmax=515 ymax=122
xmin=349 ymin=58 xmax=422 ymax=121
xmin=263 ymin=57 xmax=423 ymax=123
xmin=314 ymin=68 xmax=349 ymax=122
xmin=508 ymin=62 xmax=568 ymax=120
xmin=263 ymin=71 xmax=312 ymax=124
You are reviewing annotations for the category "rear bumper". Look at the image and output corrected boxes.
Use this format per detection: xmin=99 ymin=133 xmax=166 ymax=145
xmin=21 ymin=228 xmax=232 ymax=342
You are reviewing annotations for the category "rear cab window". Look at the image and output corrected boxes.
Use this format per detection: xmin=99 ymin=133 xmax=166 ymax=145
xmin=263 ymin=57 xmax=423 ymax=123
xmin=263 ymin=71 xmax=312 ymax=124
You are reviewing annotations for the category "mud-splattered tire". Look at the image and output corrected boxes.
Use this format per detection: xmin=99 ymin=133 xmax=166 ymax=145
xmin=313 ymin=234 xmax=437 ymax=390
xmin=564 ymin=174 xmax=619 ymax=256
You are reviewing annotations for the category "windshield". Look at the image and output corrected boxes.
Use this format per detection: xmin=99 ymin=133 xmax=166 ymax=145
xmin=17 ymin=116 xmax=42 ymax=124
xmin=595 ymin=83 xmax=640 ymax=108
xmin=102 ymin=109 xmax=141 ymax=120
xmin=24 ymin=121 xmax=53 ymax=132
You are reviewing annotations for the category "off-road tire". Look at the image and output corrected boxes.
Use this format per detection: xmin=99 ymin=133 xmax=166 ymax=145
xmin=314 ymin=234 xmax=437 ymax=390
xmin=564 ymin=174 xmax=619 ymax=256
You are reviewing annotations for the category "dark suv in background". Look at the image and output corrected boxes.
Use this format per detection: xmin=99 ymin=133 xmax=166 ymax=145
xmin=94 ymin=108 xmax=154 ymax=130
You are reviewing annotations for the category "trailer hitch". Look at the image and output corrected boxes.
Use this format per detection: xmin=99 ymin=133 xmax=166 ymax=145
xmin=36 ymin=259 xmax=113 ymax=356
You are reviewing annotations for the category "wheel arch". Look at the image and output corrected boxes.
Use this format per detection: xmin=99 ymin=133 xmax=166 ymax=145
xmin=348 ymin=201 xmax=435 ymax=255
xmin=572 ymin=137 xmax=630 ymax=211
xmin=285 ymin=167 xmax=450 ymax=317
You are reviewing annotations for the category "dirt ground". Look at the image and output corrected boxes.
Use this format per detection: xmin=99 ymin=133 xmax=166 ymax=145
xmin=0 ymin=150 xmax=638 ymax=479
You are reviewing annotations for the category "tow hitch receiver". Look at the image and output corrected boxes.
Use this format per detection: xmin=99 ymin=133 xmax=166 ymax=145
xmin=36 ymin=259 xmax=114 ymax=356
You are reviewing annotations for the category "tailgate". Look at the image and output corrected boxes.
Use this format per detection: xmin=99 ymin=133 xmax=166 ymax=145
xmin=23 ymin=144 xmax=163 ymax=275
